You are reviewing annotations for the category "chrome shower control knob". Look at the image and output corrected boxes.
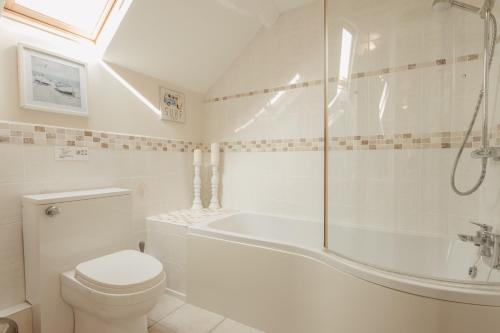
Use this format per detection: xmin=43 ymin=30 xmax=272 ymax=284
xmin=45 ymin=206 xmax=60 ymax=217
xmin=469 ymin=266 xmax=478 ymax=279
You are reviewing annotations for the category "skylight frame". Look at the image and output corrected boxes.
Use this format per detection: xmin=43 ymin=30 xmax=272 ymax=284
xmin=2 ymin=0 xmax=118 ymax=42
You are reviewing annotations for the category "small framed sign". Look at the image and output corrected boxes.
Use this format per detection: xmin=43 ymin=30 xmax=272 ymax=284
xmin=17 ymin=44 xmax=88 ymax=117
xmin=159 ymin=87 xmax=185 ymax=123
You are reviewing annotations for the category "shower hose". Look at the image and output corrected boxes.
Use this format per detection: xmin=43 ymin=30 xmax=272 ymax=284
xmin=451 ymin=12 xmax=497 ymax=196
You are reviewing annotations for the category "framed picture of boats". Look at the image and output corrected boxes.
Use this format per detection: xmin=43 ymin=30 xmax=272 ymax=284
xmin=159 ymin=87 xmax=185 ymax=123
xmin=17 ymin=44 xmax=88 ymax=117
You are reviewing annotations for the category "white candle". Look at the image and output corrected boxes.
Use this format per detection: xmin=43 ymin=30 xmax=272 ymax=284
xmin=193 ymin=149 xmax=202 ymax=166
xmin=211 ymin=143 xmax=219 ymax=166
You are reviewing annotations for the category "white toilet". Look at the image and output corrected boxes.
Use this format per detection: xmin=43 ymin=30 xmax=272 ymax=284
xmin=61 ymin=250 xmax=166 ymax=333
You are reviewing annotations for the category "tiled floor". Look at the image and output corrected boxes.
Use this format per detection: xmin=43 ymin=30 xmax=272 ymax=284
xmin=148 ymin=293 xmax=264 ymax=333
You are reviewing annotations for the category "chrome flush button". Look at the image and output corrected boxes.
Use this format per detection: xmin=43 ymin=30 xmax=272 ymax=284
xmin=45 ymin=206 xmax=60 ymax=217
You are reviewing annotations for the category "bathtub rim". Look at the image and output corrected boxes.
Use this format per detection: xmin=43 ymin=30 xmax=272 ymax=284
xmin=188 ymin=212 xmax=500 ymax=307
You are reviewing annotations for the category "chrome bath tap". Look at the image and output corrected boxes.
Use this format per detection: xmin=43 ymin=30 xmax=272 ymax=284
xmin=458 ymin=222 xmax=500 ymax=279
xmin=458 ymin=222 xmax=496 ymax=257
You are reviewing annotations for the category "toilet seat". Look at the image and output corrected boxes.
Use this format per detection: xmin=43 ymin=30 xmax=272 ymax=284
xmin=60 ymin=250 xmax=166 ymax=333
xmin=75 ymin=250 xmax=164 ymax=294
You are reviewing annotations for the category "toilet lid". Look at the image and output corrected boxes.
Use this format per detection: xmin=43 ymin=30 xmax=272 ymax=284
xmin=75 ymin=250 xmax=164 ymax=294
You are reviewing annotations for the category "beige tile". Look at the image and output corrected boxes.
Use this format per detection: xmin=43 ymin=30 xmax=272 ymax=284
xmin=153 ymin=304 xmax=223 ymax=333
xmin=210 ymin=319 xmax=264 ymax=333
xmin=148 ymin=294 xmax=185 ymax=323
xmin=0 ymin=223 xmax=25 ymax=309
xmin=0 ymin=144 xmax=24 ymax=184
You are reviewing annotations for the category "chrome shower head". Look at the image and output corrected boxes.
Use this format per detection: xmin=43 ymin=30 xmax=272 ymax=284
xmin=432 ymin=0 xmax=494 ymax=16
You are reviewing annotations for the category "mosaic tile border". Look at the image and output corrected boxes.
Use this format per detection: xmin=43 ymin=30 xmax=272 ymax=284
xmin=211 ymin=126 xmax=500 ymax=153
xmin=204 ymin=53 xmax=480 ymax=104
xmin=2 ymin=120 xmax=500 ymax=154
xmin=205 ymin=79 xmax=323 ymax=104
xmin=0 ymin=121 xmax=203 ymax=152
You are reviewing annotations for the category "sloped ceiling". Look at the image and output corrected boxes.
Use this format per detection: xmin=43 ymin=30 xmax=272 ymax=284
xmin=103 ymin=0 xmax=316 ymax=94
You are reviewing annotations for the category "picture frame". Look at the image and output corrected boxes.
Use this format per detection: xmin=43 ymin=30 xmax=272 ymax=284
xmin=159 ymin=86 xmax=185 ymax=123
xmin=17 ymin=43 xmax=89 ymax=117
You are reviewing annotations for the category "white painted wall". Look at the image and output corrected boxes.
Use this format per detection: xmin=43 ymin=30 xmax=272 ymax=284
xmin=0 ymin=19 xmax=204 ymax=140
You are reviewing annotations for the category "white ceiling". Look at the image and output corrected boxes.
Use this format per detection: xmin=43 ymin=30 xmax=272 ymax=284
xmin=103 ymin=0 xmax=316 ymax=94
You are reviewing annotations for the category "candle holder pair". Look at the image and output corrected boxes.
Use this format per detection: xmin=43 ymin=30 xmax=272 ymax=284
xmin=191 ymin=143 xmax=220 ymax=210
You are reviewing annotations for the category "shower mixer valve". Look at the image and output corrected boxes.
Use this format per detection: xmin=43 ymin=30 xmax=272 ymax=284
xmin=458 ymin=222 xmax=500 ymax=275
xmin=471 ymin=146 xmax=500 ymax=161
xmin=458 ymin=222 xmax=496 ymax=257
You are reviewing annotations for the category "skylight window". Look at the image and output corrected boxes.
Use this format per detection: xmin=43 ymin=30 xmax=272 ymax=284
xmin=3 ymin=0 xmax=117 ymax=41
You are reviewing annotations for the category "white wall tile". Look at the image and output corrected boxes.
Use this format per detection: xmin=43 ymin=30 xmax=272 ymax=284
xmin=0 ymin=143 xmax=193 ymax=310
xmin=0 ymin=222 xmax=26 ymax=309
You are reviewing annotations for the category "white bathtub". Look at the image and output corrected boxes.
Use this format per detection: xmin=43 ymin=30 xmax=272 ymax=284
xmin=188 ymin=212 xmax=500 ymax=333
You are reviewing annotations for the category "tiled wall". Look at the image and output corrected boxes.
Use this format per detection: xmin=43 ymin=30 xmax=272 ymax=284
xmin=0 ymin=140 xmax=196 ymax=309
xmin=146 ymin=209 xmax=236 ymax=297
xmin=3 ymin=0 xmax=500 ymax=311
xmin=219 ymin=152 xmax=323 ymax=221
xmin=204 ymin=0 xmax=500 ymax=242
xmin=326 ymin=0 xmax=500 ymax=240
xmin=0 ymin=20 xmax=203 ymax=309
xmin=203 ymin=0 xmax=325 ymax=222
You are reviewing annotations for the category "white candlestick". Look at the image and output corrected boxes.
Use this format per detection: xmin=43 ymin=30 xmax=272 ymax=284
xmin=209 ymin=165 xmax=221 ymax=209
xmin=193 ymin=149 xmax=202 ymax=166
xmin=211 ymin=143 xmax=219 ymax=166
xmin=191 ymin=164 xmax=203 ymax=210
